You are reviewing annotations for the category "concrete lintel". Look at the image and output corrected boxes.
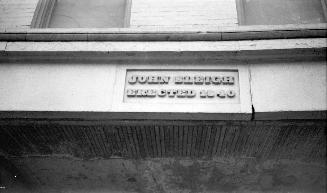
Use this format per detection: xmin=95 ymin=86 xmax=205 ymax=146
xmin=250 ymin=62 xmax=327 ymax=119
xmin=1 ymin=39 xmax=325 ymax=63
xmin=3 ymin=39 xmax=325 ymax=52
xmin=7 ymin=23 xmax=327 ymax=33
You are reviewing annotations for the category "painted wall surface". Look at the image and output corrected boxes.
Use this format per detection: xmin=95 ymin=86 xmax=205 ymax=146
xmin=1 ymin=119 xmax=326 ymax=192
xmin=0 ymin=62 xmax=326 ymax=114
xmin=0 ymin=0 xmax=238 ymax=29
xmin=250 ymin=62 xmax=327 ymax=113
xmin=130 ymin=0 xmax=238 ymax=29
xmin=0 ymin=63 xmax=252 ymax=116
xmin=0 ymin=64 xmax=116 ymax=111
xmin=0 ymin=0 xmax=38 ymax=29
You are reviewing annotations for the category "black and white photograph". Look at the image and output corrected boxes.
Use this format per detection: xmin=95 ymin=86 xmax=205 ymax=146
xmin=0 ymin=0 xmax=326 ymax=192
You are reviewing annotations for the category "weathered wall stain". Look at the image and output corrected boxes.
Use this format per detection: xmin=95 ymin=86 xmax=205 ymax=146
xmin=3 ymin=157 xmax=324 ymax=193
xmin=0 ymin=120 xmax=326 ymax=192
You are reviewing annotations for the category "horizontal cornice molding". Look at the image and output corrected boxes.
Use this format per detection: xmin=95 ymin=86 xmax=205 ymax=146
xmin=0 ymin=38 xmax=326 ymax=63
xmin=0 ymin=23 xmax=326 ymax=41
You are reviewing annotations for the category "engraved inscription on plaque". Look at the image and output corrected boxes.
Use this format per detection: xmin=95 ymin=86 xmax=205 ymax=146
xmin=124 ymin=70 xmax=240 ymax=104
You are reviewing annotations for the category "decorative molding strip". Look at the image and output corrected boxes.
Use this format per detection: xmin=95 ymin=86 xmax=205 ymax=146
xmin=0 ymin=43 xmax=325 ymax=64
xmin=1 ymin=24 xmax=326 ymax=41
xmin=0 ymin=37 xmax=325 ymax=64
xmin=31 ymin=0 xmax=57 ymax=28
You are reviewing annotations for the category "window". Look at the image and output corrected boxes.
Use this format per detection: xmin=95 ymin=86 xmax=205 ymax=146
xmin=237 ymin=0 xmax=327 ymax=25
xmin=32 ymin=0 xmax=131 ymax=28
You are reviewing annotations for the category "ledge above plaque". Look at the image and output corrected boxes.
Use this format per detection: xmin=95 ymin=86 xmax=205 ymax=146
xmin=124 ymin=70 xmax=240 ymax=104
xmin=112 ymin=65 xmax=252 ymax=119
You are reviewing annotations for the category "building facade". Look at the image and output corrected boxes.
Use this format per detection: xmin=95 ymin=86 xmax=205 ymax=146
xmin=0 ymin=0 xmax=326 ymax=192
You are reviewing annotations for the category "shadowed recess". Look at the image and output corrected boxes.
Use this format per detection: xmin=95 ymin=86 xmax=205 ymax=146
xmin=0 ymin=120 xmax=325 ymax=164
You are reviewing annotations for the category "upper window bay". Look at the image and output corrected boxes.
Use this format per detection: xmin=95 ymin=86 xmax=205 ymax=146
xmin=237 ymin=0 xmax=327 ymax=25
xmin=32 ymin=0 xmax=131 ymax=28
xmin=32 ymin=0 xmax=326 ymax=28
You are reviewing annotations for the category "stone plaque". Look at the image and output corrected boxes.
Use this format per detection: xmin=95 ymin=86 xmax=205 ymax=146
xmin=124 ymin=70 xmax=240 ymax=104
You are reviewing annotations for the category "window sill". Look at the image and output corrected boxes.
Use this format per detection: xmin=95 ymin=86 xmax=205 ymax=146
xmin=0 ymin=23 xmax=326 ymax=41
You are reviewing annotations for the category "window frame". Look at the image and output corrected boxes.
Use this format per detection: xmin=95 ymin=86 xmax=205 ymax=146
xmin=236 ymin=0 xmax=327 ymax=25
xmin=31 ymin=0 xmax=132 ymax=28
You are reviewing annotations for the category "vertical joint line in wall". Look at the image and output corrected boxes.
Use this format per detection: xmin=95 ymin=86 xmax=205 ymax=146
xmin=249 ymin=66 xmax=255 ymax=120
xmin=4 ymin=42 xmax=8 ymax=56
xmin=109 ymin=62 xmax=118 ymax=110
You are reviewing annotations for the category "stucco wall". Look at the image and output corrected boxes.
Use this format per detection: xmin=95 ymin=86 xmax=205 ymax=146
xmin=0 ymin=38 xmax=326 ymax=119
xmin=250 ymin=62 xmax=327 ymax=114
xmin=0 ymin=0 xmax=38 ymax=29
xmin=0 ymin=0 xmax=238 ymax=29
xmin=6 ymin=146 xmax=327 ymax=192
xmin=0 ymin=63 xmax=116 ymax=111
xmin=0 ymin=63 xmax=251 ymax=116
xmin=0 ymin=61 xmax=325 ymax=118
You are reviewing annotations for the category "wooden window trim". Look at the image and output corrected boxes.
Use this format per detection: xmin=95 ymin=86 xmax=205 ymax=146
xmin=321 ymin=0 xmax=327 ymax=21
xmin=31 ymin=0 xmax=57 ymax=28
xmin=124 ymin=0 xmax=132 ymax=27
xmin=31 ymin=0 xmax=132 ymax=28
xmin=235 ymin=0 xmax=245 ymax=25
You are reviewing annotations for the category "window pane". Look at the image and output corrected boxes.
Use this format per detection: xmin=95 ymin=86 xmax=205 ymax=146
xmin=49 ymin=0 xmax=128 ymax=28
xmin=241 ymin=0 xmax=326 ymax=25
